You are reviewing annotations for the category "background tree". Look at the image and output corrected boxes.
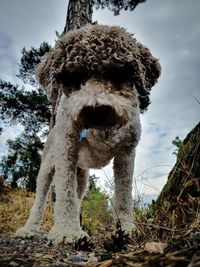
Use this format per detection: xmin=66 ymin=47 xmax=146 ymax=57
xmin=0 ymin=43 xmax=51 ymax=190
xmin=0 ymin=42 xmax=51 ymax=133
xmin=0 ymin=133 xmax=43 ymax=191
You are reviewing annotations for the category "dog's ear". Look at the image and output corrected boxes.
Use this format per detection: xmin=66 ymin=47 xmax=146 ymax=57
xmin=36 ymin=45 xmax=66 ymax=102
xmin=134 ymin=43 xmax=161 ymax=97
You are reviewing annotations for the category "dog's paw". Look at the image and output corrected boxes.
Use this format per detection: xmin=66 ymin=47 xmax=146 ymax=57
xmin=120 ymin=221 xmax=135 ymax=234
xmin=48 ymin=226 xmax=89 ymax=245
xmin=15 ymin=225 xmax=39 ymax=238
xmin=117 ymin=215 xmax=135 ymax=234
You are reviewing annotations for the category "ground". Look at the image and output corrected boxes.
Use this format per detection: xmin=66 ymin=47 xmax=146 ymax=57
xmin=0 ymin=232 xmax=200 ymax=266
xmin=0 ymin=187 xmax=199 ymax=266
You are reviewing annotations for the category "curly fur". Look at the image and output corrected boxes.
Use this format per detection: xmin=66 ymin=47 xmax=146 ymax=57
xmin=16 ymin=24 xmax=161 ymax=245
xmin=37 ymin=24 xmax=160 ymax=102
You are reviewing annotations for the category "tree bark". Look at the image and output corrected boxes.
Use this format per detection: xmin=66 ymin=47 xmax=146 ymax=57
xmin=64 ymin=0 xmax=93 ymax=33
xmin=155 ymin=122 xmax=200 ymax=228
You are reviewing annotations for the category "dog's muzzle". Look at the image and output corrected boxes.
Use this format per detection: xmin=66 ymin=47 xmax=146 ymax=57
xmin=78 ymin=105 xmax=125 ymax=129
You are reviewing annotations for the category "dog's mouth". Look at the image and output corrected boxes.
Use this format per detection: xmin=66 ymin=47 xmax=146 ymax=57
xmin=78 ymin=105 xmax=125 ymax=129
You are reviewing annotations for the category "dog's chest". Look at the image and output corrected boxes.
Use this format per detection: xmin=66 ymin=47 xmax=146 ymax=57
xmin=77 ymin=129 xmax=117 ymax=169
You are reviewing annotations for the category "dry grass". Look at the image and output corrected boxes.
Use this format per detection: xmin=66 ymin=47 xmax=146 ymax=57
xmin=0 ymin=186 xmax=53 ymax=233
xmin=131 ymin=196 xmax=200 ymax=244
xmin=0 ymin=181 xmax=199 ymax=241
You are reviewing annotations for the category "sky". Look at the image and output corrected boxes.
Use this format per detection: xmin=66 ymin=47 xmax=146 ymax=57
xmin=0 ymin=0 xmax=199 ymax=203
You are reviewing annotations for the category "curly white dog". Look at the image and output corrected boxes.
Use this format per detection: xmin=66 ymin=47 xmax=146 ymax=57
xmin=16 ymin=24 xmax=161 ymax=244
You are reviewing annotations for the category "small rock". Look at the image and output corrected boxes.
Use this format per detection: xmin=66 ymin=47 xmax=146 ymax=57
xmin=87 ymin=252 xmax=98 ymax=263
xmin=34 ymin=253 xmax=44 ymax=258
xmin=8 ymin=261 xmax=19 ymax=267
xmin=25 ymin=246 xmax=32 ymax=253
xmin=60 ymin=250 xmax=69 ymax=258
xmin=71 ymin=251 xmax=88 ymax=262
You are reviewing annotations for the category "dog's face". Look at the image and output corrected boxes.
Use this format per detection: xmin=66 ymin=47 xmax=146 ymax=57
xmin=36 ymin=25 xmax=161 ymax=129
xmin=57 ymin=74 xmax=139 ymax=129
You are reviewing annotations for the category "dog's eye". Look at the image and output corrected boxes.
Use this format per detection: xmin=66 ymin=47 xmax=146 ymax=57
xmin=104 ymin=68 xmax=132 ymax=84
xmin=55 ymin=72 xmax=87 ymax=88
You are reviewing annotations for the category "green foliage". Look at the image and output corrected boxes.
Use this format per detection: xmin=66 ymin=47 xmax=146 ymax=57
xmin=133 ymin=202 xmax=156 ymax=226
xmin=138 ymin=94 xmax=151 ymax=113
xmin=93 ymin=0 xmax=147 ymax=15
xmin=17 ymin=42 xmax=51 ymax=85
xmin=0 ymin=80 xmax=51 ymax=133
xmin=172 ymin=136 xmax=183 ymax=156
xmin=0 ymin=133 xmax=43 ymax=191
xmin=82 ymin=175 xmax=113 ymax=235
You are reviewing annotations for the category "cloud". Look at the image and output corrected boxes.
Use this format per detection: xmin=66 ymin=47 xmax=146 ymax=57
xmin=0 ymin=0 xmax=67 ymax=48
xmin=0 ymin=32 xmax=19 ymax=82
xmin=0 ymin=126 xmax=23 ymax=159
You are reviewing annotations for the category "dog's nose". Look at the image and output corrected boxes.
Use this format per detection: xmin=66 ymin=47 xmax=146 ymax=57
xmin=79 ymin=105 xmax=119 ymax=129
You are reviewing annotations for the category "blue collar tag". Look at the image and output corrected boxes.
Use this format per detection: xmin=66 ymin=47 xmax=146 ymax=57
xmin=79 ymin=128 xmax=89 ymax=141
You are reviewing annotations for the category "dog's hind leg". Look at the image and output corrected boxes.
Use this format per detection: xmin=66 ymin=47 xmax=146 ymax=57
xmin=113 ymin=148 xmax=136 ymax=233
xmin=77 ymin=167 xmax=89 ymax=201
xmin=16 ymin=132 xmax=55 ymax=237
xmin=77 ymin=167 xmax=89 ymax=227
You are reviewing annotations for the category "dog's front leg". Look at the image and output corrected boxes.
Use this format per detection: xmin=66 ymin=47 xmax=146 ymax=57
xmin=113 ymin=148 xmax=136 ymax=233
xmin=48 ymin=122 xmax=87 ymax=244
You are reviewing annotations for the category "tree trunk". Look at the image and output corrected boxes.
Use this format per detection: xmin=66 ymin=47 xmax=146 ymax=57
xmin=155 ymin=122 xmax=200 ymax=228
xmin=64 ymin=0 xmax=93 ymax=33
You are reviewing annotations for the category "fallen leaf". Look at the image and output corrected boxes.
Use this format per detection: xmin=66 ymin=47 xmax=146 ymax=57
xmin=144 ymin=241 xmax=168 ymax=254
